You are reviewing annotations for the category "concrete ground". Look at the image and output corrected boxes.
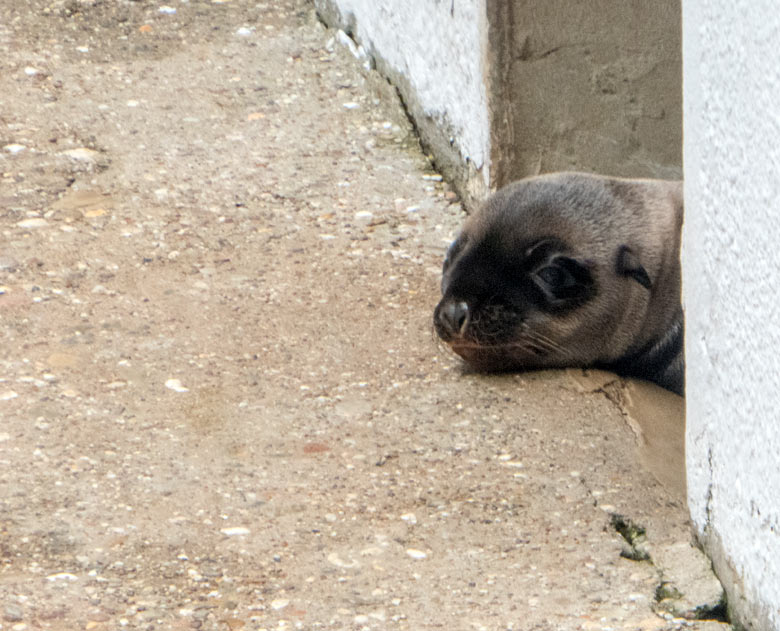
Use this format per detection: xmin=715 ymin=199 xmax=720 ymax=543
xmin=0 ymin=1 xmax=731 ymax=630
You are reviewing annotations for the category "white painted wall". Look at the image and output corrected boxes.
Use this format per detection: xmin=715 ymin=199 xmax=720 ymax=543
xmin=315 ymin=0 xmax=490 ymax=190
xmin=683 ymin=1 xmax=780 ymax=629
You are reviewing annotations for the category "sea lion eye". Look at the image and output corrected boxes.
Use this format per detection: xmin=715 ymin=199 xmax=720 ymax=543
xmin=531 ymin=255 xmax=595 ymax=307
xmin=536 ymin=265 xmax=572 ymax=290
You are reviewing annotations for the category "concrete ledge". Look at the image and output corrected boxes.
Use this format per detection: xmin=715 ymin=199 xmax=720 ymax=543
xmin=314 ymin=0 xmax=490 ymax=210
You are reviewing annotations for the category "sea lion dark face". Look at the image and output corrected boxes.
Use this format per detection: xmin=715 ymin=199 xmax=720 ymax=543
xmin=433 ymin=172 xmax=684 ymax=395
xmin=435 ymin=233 xmax=598 ymax=370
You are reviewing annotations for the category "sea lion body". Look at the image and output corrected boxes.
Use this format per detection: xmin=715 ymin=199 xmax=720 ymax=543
xmin=433 ymin=172 xmax=684 ymax=395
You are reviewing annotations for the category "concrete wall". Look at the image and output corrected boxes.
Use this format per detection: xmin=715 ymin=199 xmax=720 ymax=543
xmin=313 ymin=0 xmax=491 ymax=207
xmin=315 ymin=1 xmax=682 ymax=209
xmin=683 ymin=2 xmax=780 ymax=630
xmin=488 ymin=0 xmax=682 ymax=189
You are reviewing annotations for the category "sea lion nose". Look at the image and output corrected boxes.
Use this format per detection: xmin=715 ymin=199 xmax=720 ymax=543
xmin=436 ymin=300 xmax=470 ymax=339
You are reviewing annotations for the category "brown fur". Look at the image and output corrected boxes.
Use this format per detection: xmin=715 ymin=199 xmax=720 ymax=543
xmin=434 ymin=172 xmax=684 ymax=394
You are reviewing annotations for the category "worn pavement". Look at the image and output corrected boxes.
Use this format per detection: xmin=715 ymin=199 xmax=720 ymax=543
xmin=0 ymin=1 xmax=730 ymax=630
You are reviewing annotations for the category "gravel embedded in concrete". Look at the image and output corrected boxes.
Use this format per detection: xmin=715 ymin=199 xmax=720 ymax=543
xmin=0 ymin=1 xmax=730 ymax=630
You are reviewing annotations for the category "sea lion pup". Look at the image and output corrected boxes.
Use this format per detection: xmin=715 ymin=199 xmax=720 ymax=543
xmin=433 ymin=172 xmax=684 ymax=395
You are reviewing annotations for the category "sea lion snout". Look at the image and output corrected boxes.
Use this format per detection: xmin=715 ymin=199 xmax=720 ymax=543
xmin=434 ymin=299 xmax=470 ymax=341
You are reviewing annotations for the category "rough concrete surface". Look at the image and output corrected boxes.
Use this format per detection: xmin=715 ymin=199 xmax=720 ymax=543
xmin=0 ymin=2 xmax=728 ymax=630
xmin=684 ymin=2 xmax=780 ymax=629
xmin=488 ymin=0 xmax=682 ymax=189
xmin=314 ymin=0 xmax=490 ymax=211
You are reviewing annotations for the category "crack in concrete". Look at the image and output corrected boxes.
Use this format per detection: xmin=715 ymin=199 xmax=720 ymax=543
xmin=611 ymin=513 xmax=652 ymax=561
xmin=704 ymin=446 xmax=715 ymax=531
xmin=607 ymin=511 xmax=730 ymax=624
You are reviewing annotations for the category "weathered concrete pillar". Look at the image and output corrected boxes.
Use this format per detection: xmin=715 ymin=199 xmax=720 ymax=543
xmin=315 ymin=0 xmax=681 ymax=209
xmin=683 ymin=1 xmax=780 ymax=629
xmin=486 ymin=1 xmax=682 ymax=189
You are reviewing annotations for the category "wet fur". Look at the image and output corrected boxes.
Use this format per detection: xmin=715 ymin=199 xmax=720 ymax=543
xmin=433 ymin=172 xmax=684 ymax=395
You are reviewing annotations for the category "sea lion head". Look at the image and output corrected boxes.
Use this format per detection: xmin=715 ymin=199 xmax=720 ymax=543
xmin=433 ymin=172 xmax=683 ymax=388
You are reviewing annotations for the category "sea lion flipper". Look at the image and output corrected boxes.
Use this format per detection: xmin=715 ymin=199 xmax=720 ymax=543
xmin=616 ymin=245 xmax=652 ymax=290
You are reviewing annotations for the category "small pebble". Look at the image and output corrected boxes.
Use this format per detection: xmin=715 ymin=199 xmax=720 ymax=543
xmin=3 ymin=603 xmax=23 ymax=622
xmin=76 ymin=46 xmax=89 ymax=53
xmin=405 ymin=549 xmax=427 ymax=560
xmin=220 ymin=527 xmax=250 ymax=537
xmin=87 ymin=612 xmax=110 ymax=622
xmin=165 ymin=379 xmax=189 ymax=393
xmin=0 ymin=257 xmax=18 ymax=271
xmin=158 ymin=5 xmax=176 ymax=13
xmin=336 ymin=30 xmax=361 ymax=57
xmin=236 ymin=27 xmax=253 ymax=36
xmin=359 ymin=546 xmax=383 ymax=556
xmin=400 ymin=513 xmax=417 ymax=524
xmin=343 ymin=102 xmax=359 ymax=110
xmin=327 ymin=552 xmax=359 ymax=568
xmin=16 ymin=218 xmax=47 ymax=229
xmin=24 ymin=67 xmax=39 ymax=76
xmin=0 ymin=392 xmax=19 ymax=401
xmin=45 ymin=572 xmax=78 ymax=581
xmin=3 ymin=144 xmax=26 ymax=154
xmin=270 ymin=599 xmax=288 ymax=611
xmin=61 ymin=148 xmax=100 ymax=162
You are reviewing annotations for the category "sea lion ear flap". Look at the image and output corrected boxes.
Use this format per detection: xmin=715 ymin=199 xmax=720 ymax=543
xmin=616 ymin=245 xmax=652 ymax=289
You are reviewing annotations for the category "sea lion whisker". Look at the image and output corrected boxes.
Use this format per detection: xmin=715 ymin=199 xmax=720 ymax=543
xmin=523 ymin=331 xmax=567 ymax=355
xmin=449 ymin=338 xmax=552 ymax=355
